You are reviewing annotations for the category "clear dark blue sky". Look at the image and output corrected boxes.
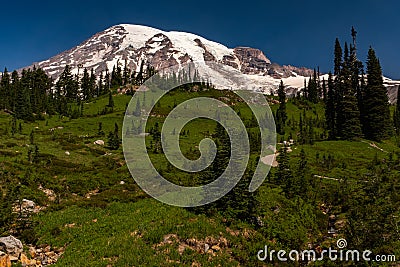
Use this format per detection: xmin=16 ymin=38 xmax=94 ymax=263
xmin=1 ymin=0 xmax=399 ymax=78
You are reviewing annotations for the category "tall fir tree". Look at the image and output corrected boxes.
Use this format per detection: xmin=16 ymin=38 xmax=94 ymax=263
xmin=18 ymin=70 xmax=34 ymax=121
xmin=97 ymin=72 xmax=104 ymax=97
xmin=276 ymin=80 xmax=287 ymax=135
xmin=108 ymin=91 xmax=114 ymax=108
xmin=334 ymin=38 xmax=343 ymax=76
xmin=81 ymin=68 xmax=91 ymax=101
xmin=307 ymin=70 xmax=319 ymax=103
xmin=335 ymin=54 xmax=363 ymax=140
xmin=122 ymin=59 xmax=130 ymax=85
xmin=56 ymin=65 xmax=79 ymax=104
xmin=89 ymin=69 xmax=96 ymax=98
xmin=31 ymin=67 xmax=52 ymax=114
xmin=111 ymin=62 xmax=123 ymax=88
xmin=104 ymin=70 xmax=110 ymax=91
xmin=343 ymin=42 xmax=349 ymax=67
xmin=325 ymin=72 xmax=336 ymax=139
xmin=322 ymin=77 xmax=327 ymax=102
xmin=362 ymin=48 xmax=393 ymax=140
xmin=303 ymin=79 xmax=308 ymax=99
xmin=0 ymin=68 xmax=11 ymax=110
xmin=275 ymin=145 xmax=293 ymax=193
xmin=394 ymin=86 xmax=400 ymax=133
xmin=358 ymin=69 xmax=367 ymax=134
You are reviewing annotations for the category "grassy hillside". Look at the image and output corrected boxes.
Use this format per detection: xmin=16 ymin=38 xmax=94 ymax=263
xmin=0 ymin=88 xmax=399 ymax=266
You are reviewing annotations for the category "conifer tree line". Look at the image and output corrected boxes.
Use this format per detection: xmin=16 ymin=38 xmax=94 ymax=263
xmin=290 ymin=27 xmax=393 ymax=142
xmin=325 ymin=28 xmax=392 ymax=141
xmin=0 ymin=59 xmax=156 ymax=120
xmin=0 ymin=67 xmax=51 ymax=121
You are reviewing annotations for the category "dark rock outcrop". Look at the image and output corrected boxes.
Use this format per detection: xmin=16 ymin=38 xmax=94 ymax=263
xmin=233 ymin=47 xmax=270 ymax=74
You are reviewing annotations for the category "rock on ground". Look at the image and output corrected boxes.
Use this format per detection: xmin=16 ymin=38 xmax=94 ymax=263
xmin=0 ymin=236 xmax=23 ymax=258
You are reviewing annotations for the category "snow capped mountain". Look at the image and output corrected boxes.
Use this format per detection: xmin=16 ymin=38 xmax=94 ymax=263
xmin=26 ymin=24 xmax=316 ymax=94
xmin=25 ymin=24 xmax=400 ymax=99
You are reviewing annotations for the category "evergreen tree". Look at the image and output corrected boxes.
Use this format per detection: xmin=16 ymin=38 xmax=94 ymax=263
xmin=122 ymin=59 xmax=130 ymax=85
xmin=303 ymin=79 xmax=308 ymax=99
xmin=97 ymin=72 xmax=104 ymax=97
xmin=30 ymin=67 xmax=51 ymax=114
xmin=363 ymin=48 xmax=393 ymax=141
xmin=322 ymin=77 xmax=327 ymax=101
xmin=19 ymin=70 xmax=34 ymax=121
xmin=358 ymin=69 xmax=367 ymax=133
xmin=29 ymin=130 xmax=34 ymax=144
xmin=276 ymin=80 xmax=287 ymax=135
xmin=292 ymin=148 xmax=310 ymax=199
xmin=89 ymin=69 xmax=96 ymax=99
xmin=348 ymin=29 xmax=366 ymax=136
xmin=334 ymin=38 xmax=343 ymax=76
xmin=114 ymin=122 xmax=119 ymax=136
xmin=107 ymin=123 xmax=120 ymax=150
xmin=394 ymin=87 xmax=400 ymax=133
xmin=335 ymin=57 xmax=363 ymax=140
xmin=276 ymin=145 xmax=293 ymax=194
xmin=13 ymin=71 xmax=24 ymax=119
xmin=325 ymin=72 xmax=336 ymax=139
xmin=98 ymin=122 xmax=104 ymax=136
xmin=111 ymin=63 xmax=123 ymax=88
xmin=10 ymin=71 xmax=19 ymax=112
xmin=107 ymin=131 xmax=119 ymax=150
xmin=135 ymin=61 xmax=144 ymax=85
xmin=104 ymin=70 xmax=110 ymax=91
xmin=0 ymin=68 xmax=11 ymax=110
xmin=81 ymin=68 xmax=91 ymax=101
xmin=343 ymin=42 xmax=349 ymax=67
xmin=307 ymin=70 xmax=319 ymax=103
xmin=332 ymin=37 xmax=362 ymax=140
xmin=108 ymin=91 xmax=114 ymax=108
xmin=56 ymin=65 xmax=79 ymax=104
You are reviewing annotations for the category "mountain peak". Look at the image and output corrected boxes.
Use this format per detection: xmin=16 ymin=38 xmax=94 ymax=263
xmin=25 ymin=23 xmax=321 ymax=94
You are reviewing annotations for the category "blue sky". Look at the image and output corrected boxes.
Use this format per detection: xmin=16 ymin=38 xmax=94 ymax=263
xmin=1 ymin=0 xmax=399 ymax=78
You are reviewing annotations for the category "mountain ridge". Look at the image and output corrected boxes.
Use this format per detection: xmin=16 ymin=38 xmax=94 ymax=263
xmin=23 ymin=23 xmax=399 ymax=100
xmin=24 ymin=24 xmax=315 ymax=92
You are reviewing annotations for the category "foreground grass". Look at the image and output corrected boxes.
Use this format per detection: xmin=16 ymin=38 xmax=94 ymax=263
xmin=35 ymin=199 xmax=252 ymax=266
xmin=1 ymin=90 xmax=399 ymax=266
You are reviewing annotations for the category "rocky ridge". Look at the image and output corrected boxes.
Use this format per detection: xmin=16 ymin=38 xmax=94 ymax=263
xmin=24 ymin=24 xmax=399 ymax=100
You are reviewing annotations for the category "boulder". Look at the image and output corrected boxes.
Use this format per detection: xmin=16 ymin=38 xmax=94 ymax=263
xmin=94 ymin=140 xmax=105 ymax=146
xmin=0 ymin=236 xmax=23 ymax=258
xmin=13 ymin=199 xmax=36 ymax=217
xmin=20 ymin=199 xmax=35 ymax=212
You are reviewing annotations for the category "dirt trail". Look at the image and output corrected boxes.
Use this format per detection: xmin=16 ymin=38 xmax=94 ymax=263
xmin=361 ymin=140 xmax=388 ymax=153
